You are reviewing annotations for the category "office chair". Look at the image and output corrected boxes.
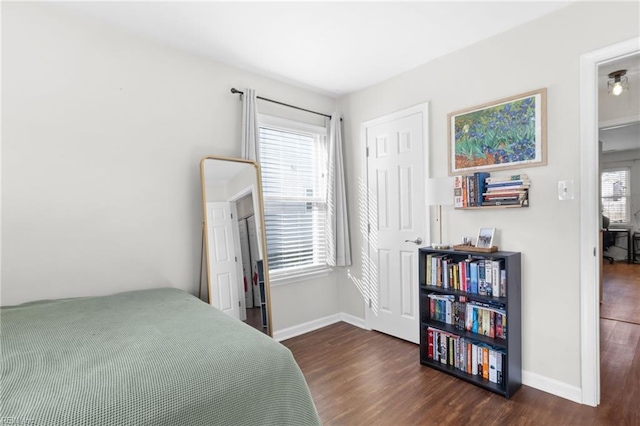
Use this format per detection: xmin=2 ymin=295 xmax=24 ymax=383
xmin=602 ymin=215 xmax=615 ymax=264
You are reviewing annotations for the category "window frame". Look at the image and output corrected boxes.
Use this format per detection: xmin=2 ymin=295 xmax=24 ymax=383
xmin=258 ymin=114 xmax=332 ymax=285
xmin=601 ymin=166 xmax=631 ymax=225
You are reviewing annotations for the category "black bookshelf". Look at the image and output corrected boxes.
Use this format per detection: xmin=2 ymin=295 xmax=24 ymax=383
xmin=419 ymin=247 xmax=522 ymax=399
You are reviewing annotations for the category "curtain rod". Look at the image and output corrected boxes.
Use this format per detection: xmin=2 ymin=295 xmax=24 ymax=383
xmin=230 ymin=88 xmax=333 ymax=119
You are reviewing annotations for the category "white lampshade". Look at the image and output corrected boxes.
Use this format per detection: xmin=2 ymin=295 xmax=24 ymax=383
xmin=426 ymin=177 xmax=454 ymax=206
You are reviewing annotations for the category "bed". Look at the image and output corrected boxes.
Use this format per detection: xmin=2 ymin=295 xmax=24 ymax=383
xmin=1 ymin=288 xmax=320 ymax=426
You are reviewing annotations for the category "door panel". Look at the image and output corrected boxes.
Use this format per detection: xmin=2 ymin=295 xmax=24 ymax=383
xmin=400 ymin=250 xmax=414 ymax=317
xmin=378 ymin=249 xmax=391 ymax=313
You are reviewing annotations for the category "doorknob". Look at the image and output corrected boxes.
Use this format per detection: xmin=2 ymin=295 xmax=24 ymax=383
xmin=405 ymin=237 xmax=423 ymax=245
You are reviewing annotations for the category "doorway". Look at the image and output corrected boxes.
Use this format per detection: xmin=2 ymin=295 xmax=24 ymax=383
xmin=580 ymin=37 xmax=640 ymax=407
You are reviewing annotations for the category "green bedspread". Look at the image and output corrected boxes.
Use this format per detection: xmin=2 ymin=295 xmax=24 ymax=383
xmin=1 ymin=288 xmax=320 ymax=426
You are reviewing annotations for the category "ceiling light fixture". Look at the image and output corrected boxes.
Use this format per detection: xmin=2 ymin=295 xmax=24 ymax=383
xmin=607 ymin=70 xmax=628 ymax=96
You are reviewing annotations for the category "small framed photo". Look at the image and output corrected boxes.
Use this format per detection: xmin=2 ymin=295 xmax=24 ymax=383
xmin=476 ymin=228 xmax=495 ymax=248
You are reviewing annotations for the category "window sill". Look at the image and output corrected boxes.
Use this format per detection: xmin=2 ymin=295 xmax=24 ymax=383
xmin=269 ymin=266 xmax=334 ymax=287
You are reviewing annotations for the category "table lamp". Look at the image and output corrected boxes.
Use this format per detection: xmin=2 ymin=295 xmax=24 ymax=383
xmin=426 ymin=177 xmax=454 ymax=248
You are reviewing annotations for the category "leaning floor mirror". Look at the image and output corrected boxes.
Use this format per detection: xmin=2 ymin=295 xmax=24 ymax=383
xmin=200 ymin=156 xmax=272 ymax=337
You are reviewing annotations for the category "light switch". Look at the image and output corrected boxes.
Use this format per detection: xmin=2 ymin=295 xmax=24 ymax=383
xmin=558 ymin=180 xmax=574 ymax=200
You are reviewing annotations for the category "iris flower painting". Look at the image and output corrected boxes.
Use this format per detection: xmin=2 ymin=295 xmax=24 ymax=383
xmin=448 ymin=89 xmax=546 ymax=175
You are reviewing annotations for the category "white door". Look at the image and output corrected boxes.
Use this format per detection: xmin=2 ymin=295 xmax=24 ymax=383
xmin=206 ymin=202 xmax=240 ymax=319
xmin=364 ymin=104 xmax=429 ymax=344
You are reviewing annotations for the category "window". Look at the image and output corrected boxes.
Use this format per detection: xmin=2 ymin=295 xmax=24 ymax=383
xmin=601 ymin=167 xmax=631 ymax=224
xmin=259 ymin=115 xmax=328 ymax=280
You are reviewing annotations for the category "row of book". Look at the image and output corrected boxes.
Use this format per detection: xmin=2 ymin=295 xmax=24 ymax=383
xmin=426 ymin=253 xmax=506 ymax=298
xmin=426 ymin=327 xmax=506 ymax=385
xmin=454 ymin=173 xmax=530 ymax=207
xmin=427 ymin=294 xmax=507 ymax=339
xmin=453 ymin=172 xmax=490 ymax=207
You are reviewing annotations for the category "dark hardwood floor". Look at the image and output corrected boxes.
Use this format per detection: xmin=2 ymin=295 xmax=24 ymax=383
xmin=600 ymin=262 xmax=640 ymax=325
xmin=244 ymin=307 xmax=268 ymax=335
xmin=282 ymin=265 xmax=640 ymax=425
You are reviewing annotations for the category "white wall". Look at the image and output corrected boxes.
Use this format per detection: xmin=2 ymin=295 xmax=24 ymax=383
xmin=337 ymin=0 xmax=639 ymax=392
xmin=1 ymin=3 xmax=339 ymax=332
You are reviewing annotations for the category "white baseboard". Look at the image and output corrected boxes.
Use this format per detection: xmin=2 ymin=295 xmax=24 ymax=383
xmin=339 ymin=312 xmax=367 ymax=329
xmin=522 ymin=370 xmax=582 ymax=404
xmin=273 ymin=312 xmax=366 ymax=342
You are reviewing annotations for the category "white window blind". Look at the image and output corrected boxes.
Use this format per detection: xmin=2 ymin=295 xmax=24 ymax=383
xmin=259 ymin=120 xmax=328 ymax=274
xmin=601 ymin=168 xmax=630 ymax=224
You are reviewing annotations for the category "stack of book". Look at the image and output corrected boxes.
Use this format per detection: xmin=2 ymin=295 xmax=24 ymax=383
xmin=482 ymin=174 xmax=530 ymax=207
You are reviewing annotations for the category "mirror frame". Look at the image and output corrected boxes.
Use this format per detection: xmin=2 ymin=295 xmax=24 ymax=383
xmin=199 ymin=155 xmax=273 ymax=337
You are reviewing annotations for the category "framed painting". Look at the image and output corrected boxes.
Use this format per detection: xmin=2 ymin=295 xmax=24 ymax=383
xmin=448 ymin=88 xmax=547 ymax=176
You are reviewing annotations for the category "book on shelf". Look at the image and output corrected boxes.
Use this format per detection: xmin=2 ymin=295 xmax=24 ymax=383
xmin=459 ymin=260 xmax=467 ymax=293
xmin=483 ymin=192 xmax=528 ymax=201
xmin=474 ymin=172 xmax=491 ymax=206
xmin=489 ymin=349 xmax=498 ymax=383
xmin=478 ymin=260 xmax=488 ymax=295
xmin=469 ymin=261 xmax=479 ymax=294
xmin=482 ymin=346 xmax=489 ymax=380
xmin=468 ymin=175 xmax=476 ymax=207
xmin=431 ymin=254 xmax=444 ymax=287
xmin=484 ymin=187 xmax=530 ymax=195
xmin=491 ymin=259 xmax=503 ymax=297
xmin=428 ymin=328 xmax=434 ymax=359
xmin=486 ymin=180 xmax=530 ymax=189
xmin=471 ymin=343 xmax=478 ymax=375
xmin=448 ymin=336 xmax=455 ymax=365
xmin=439 ymin=334 xmax=447 ymax=364
xmin=443 ymin=259 xmax=451 ymax=289
xmin=486 ymin=174 xmax=529 ymax=183
xmin=482 ymin=199 xmax=525 ymax=207
xmin=484 ymin=261 xmax=493 ymax=297
xmin=496 ymin=312 xmax=503 ymax=339
xmin=454 ymin=176 xmax=464 ymax=208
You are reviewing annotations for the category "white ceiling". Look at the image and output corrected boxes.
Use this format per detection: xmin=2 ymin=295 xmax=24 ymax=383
xmin=55 ymin=1 xmax=573 ymax=97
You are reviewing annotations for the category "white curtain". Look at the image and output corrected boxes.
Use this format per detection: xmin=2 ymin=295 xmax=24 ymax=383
xmin=241 ymin=88 xmax=260 ymax=162
xmin=326 ymin=113 xmax=352 ymax=266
